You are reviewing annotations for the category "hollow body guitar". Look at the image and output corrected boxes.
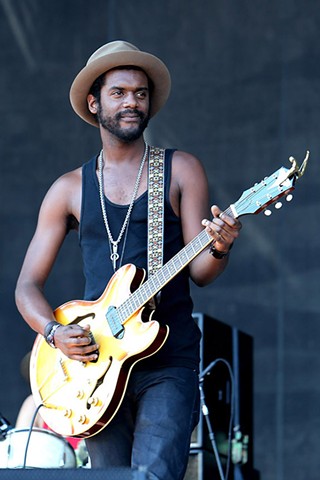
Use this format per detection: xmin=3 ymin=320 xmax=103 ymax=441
xmin=30 ymin=153 xmax=308 ymax=438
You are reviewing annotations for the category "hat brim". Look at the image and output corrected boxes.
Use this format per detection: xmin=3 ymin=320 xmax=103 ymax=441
xmin=69 ymin=50 xmax=171 ymax=127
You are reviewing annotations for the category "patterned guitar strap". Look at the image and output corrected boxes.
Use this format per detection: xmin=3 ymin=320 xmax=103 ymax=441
xmin=147 ymin=146 xmax=165 ymax=306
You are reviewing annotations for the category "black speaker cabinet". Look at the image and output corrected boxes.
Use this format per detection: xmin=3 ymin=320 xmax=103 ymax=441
xmin=191 ymin=313 xmax=254 ymax=475
xmin=0 ymin=468 xmax=147 ymax=479
xmin=185 ymin=449 xmax=216 ymax=480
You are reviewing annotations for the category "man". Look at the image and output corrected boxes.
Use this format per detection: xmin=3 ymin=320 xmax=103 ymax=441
xmin=15 ymin=40 xmax=241 ymax=479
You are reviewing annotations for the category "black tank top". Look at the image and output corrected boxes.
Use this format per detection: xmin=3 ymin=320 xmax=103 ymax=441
xmin=79 ymin=149 xmax=201 ymax=370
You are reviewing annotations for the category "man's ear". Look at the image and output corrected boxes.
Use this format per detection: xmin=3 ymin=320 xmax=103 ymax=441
xmin=87 ymin=94 xmax=98 ymax=114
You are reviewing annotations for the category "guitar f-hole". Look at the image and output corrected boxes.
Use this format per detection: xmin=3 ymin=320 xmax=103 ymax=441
xmin=73 ymin=313 xmax=96 ymax=323
xmin=86 ymin=356 xmax=113 ymax=409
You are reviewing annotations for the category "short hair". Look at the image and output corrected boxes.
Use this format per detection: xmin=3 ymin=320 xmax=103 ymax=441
xmin=89 ymin=65 xmax=154 ymax=103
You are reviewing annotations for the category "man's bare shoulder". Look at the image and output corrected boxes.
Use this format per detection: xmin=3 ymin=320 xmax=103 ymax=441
xmin=171 ymin=150 xmax=208 ymax=186
xmin=50 ymin=166 xmax=82 ymax=192
xmin=172 ymin=149 xmax=202 ymax=165
xmin=166 ymin=149 xmax=209 ymax=217
xmin=40 ymin=167 xmax=82 ymax=221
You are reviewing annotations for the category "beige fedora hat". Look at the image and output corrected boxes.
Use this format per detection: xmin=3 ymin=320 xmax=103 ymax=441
xmin=69 ymin=40 xmax=171 ymax=127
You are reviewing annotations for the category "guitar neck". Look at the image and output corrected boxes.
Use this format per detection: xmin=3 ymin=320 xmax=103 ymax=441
xmin=115 ymin=146 xmax=309 ymax=324
xmin=118 ymin=206 xmax=235 ymax=321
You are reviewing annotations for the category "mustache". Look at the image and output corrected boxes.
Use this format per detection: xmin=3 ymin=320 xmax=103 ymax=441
xmin=116 ymin=109 xmax=145 ymax=120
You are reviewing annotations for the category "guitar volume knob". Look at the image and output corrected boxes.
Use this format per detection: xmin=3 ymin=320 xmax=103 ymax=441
xmin=88 ymin=396 xmax=101 ymax=407
xmin=76 ymin=390 xmax=85 ymax=399
xmin=78 ymin=414 xmax=88 ymax=424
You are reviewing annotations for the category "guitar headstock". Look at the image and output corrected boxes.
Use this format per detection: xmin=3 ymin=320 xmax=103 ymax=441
xmin=231 ymin=151 xmax=309 ymax=218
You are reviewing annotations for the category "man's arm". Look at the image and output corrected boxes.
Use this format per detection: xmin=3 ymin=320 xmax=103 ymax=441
xmin=171 ymin=150 xmax=241 ymax=286
xmin=15 ymin=171 xmax=98 ymax=362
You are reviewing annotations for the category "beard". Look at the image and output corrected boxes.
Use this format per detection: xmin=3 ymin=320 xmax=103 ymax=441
xmin=96 ymin=105 xmax=150 ymax=142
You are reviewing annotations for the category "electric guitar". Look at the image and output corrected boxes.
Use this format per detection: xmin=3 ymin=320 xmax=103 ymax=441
xmin=30 ymin=152 xmax=309 ymax=438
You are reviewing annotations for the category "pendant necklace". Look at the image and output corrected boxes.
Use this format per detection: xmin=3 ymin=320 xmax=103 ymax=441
xmin=98 ymin=142 xmax=149 ymax=272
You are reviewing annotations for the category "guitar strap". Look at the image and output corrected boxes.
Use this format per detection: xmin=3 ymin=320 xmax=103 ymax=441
xmin=147 ymin=146 xmax=165 ymax=280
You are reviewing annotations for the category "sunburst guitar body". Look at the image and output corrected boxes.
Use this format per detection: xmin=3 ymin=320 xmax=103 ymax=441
xmin=30 ymin=264 xmax=168 ymax=438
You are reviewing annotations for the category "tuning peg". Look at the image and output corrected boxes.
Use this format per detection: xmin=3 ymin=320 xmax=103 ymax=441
xmin=275 ymin=202 xmax=282 ymax=209
xmin=264 ymin=209 xmax=272 ymax=216
xmin=286 ymin=194 xmax=293 ymax=202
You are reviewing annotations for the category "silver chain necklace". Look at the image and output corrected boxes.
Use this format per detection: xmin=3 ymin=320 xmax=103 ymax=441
xmin=98 ymin=142 xmax=148 ymax=271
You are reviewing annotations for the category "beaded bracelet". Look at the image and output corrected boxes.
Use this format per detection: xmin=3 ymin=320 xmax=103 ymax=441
xmin=209 ymin=242 xmax=233 ymax=259
xmin=44 ymin=321 xmax=61 ymax=348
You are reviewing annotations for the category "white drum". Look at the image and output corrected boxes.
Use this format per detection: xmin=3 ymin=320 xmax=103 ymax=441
xmin=0 ymin=428 xmax=76 ymax=469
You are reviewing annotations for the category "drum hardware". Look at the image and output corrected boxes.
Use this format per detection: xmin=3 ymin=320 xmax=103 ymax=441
xmin=0 ymin=428 xmax=77 ymax=469
xmin=0 ymin=406 xmax=89 ymax=469
xmin=0 ymin=412 xmax=12 ymax=441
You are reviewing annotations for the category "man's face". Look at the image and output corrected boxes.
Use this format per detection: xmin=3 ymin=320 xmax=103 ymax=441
xmin=95 ymin=68 xmax=150 ymax=142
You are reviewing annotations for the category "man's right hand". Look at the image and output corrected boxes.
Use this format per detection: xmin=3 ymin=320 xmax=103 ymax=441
xmin=53 ymin=323 xmax=99 ymax=362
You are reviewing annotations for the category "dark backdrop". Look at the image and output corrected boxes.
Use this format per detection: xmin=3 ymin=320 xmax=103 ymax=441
xmin=1 ymin=1 xmax=319 ymax=480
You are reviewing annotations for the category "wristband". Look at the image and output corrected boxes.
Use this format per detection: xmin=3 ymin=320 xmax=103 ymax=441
xmin=44 ymin=321 xmax=61 ymax=348
xmin=209 ymin=242 xmax=233 ymax=259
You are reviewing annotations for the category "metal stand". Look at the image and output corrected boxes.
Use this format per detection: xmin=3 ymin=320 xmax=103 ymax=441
xmin=199 ymin=359 xmax=234 ymax=480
